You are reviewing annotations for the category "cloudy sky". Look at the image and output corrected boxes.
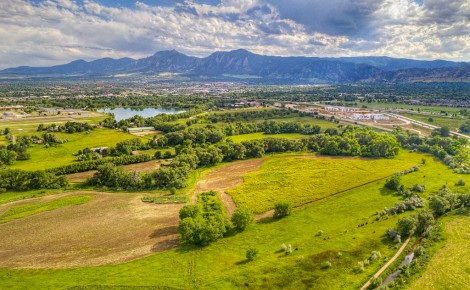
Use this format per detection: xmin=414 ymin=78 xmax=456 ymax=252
xmin=0 ymin=0 xmax=469 ymax=68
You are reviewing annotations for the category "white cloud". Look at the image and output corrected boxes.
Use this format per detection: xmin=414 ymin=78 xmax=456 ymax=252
xmin=0 ymin=0 xmax=468 ymax=68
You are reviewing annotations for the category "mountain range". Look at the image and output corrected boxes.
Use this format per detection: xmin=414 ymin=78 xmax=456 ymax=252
xmin=1 ymin=49 xmax=469 ymax=84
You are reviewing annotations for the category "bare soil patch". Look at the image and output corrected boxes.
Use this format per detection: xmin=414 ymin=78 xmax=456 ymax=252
xmin=192 ymin=158 xmax=266 ymax=216
xmin=129 ymin=130 xmax=161 ymax=137
xmin=67 ymin=161 xmax=161 ymax=183
xmin=0 ymin=191 xmax=182 ymax=269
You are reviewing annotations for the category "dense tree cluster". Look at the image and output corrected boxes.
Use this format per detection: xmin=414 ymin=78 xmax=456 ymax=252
xmin=88 ymin=163 xmax=140 ymax=189
xmin=0 ymin=169 xmax=68 ymax=191
xmin=0 ymin=135 xmax=31 ymax=164
xmin=178 ymin=191 xmax=231 ymax=246
xmin=42 ymin=133 xmax=67 ymax=145
xmin=459 ymin=121 xmax=470 ymax=133
xmin=49 ymin=154 xmax=152 ymax=175
xmin=37 ymin=121 xmax=94 ymax=133
xmin=389 ymin=210 xmax=435 ymax=239
xmin=395 ymin=127 xmax=469 ymax=172
xmin=91 ymin=127 xmax=402 ymax=191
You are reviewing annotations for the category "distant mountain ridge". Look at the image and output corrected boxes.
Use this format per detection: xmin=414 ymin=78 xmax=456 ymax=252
xmin=1 ymin=49 xmax=469 ymax=83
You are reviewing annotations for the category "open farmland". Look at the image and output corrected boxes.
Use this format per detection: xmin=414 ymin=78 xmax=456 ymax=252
xmin=408 ymin=216 xmax=470 ymax=290
xmin=0 ymin=147 xmax=469 ymax=288
xmin=0 ymin=191 xmax=182 ymax=268
xmin=0 ymin=150 xmax=457 ymax=289
xmin=227 ymin=152 xmax=423 ymax=213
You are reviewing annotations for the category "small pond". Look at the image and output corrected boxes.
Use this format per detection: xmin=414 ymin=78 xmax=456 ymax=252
xmin=98 ymin=107 xmax=185 ymax=121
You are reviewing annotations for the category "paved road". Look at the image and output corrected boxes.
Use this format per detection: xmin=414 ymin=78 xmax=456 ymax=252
xmin=387 ymin=113 xmax=470 ymax=140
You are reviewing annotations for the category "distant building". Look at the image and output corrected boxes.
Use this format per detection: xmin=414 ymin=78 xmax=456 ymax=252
xmin=353 ymin=113 xmax=389 ymax=121
xmin=324 ymin=106 xmax=358 ymax=113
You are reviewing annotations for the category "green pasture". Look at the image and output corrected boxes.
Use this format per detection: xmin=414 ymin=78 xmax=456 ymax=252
xmin=0 ymin=195 xmax=92 ymax=223
xmin=0 ymin=150 xmax=464 ymax=289
xmin=408 ymin=215 xmax=470 ymax=289
xmin=10 ymin=128 xmax=143 ymax=171
xmin=0 ymin=115 xmax=107 ymax=135
xmin=228 ymin=132 xmax=305 ymax=143
xmin=228 ymin=152 xmax=428 ymax=213
xmin=400 ymin=113 xmax=468 ymax=133
xmin=351 ymin=102 xmax=463 ymax=113
xmin=0 ymin=189 xmax=66 ymax=205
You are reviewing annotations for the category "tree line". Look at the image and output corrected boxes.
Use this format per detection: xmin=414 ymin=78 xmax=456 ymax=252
xmin=89 ymin=127 xmax=401 ymax=191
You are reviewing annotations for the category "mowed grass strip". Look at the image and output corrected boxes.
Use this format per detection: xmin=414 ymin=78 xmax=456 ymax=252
xmin=228 ymin=152 xmax=421 ymax=213
xmin=228 ymin=132 xmax=305 ymax=142
xmin=0 ymin=195 xmax=92 ymax=223
xmin=409 ymin=216 xmax=470 ymax=290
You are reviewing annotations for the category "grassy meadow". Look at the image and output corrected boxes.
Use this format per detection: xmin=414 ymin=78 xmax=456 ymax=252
xmin=228 ymin=132 xmax=305 ymax=143
xmin=228 ymin=152 xmax=425 ymax=213
xmin=351 ymin=102 xmax=463 ymax=114
xmin=9 ymin=128 xmax=143 ymax=171
xmin=1 ymin=149 xmax=467 ymax=289
xmin=0 ymin=195 xmax=92 ymax=223
xmin=409 ymin=215 xmax=470 ymax=289
xmin=400 ymin=112 xmax=468 ymax=133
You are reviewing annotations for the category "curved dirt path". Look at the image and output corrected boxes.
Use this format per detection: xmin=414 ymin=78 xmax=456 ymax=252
xmin=191 ymin=158 xmax=266 ymax=216
xmin=360 ymin=237 xmax=411 ymax=290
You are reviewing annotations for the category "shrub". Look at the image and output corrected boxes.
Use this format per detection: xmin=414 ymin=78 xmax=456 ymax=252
xmin=273 ymin=201 xmax=292 ymax=219
xmin=323 ymin=261 xmax=332 ymax=268
xmin=179 ymin=205 xmax=201 ymax=220
xmin=394 ymin=234 xmax=401 ymax=244
xmin=385 ymin=175 xmax=401 ymax=190
xmin=397 ymin=215 xmax=418 ymax=237
xmin=370 ymin=277 xmax=382 ymax=288
xmin=370 ymin=251 xmax=382 ymax=261
xmin=246 ymin=248 xmax=258 ymax=261
xmin=286 ymin=244 xmax=292 ymax=255
xmin=358 ymin=261 xmax=365 ymax=272
xmin=414 ymin=245 xmax=426 ymax=257
xmin=231 ymin=207 xmax=254 ymax=231
xmin=316 ymin=230 xmax=324 ymax=236
xmin=456 ymin=179 xmax=466 ymax=186
xmin=412 ymin=184 xmax=426 ymax=192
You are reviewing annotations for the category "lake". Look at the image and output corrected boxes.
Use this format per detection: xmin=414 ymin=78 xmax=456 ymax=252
xmin=98 ymin=107 xmax=185 ymax=121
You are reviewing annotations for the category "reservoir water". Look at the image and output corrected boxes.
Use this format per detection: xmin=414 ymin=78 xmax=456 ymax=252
xmin=98 ymin=107 xmax=185 ymax=121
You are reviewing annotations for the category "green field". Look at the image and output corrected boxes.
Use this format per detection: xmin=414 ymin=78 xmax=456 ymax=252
xmin=409 ymin=216 xmax=470 ymax=289
xmin=0 ymin=150 xmax=464 ymax=289
xmin=10 ymin=128 xmax=143 ymax=171
xmin=0 ymin=115 xmax=107 ymax=135
xmin=228 ymin=132 xmax=305 ymax=143
xmin=400 ymin=113 xmax=468 ymax=133
xmin=228 ymin=152 xmax=425 ymax=213
xmin=0 ymin=195 xmax=92 ymax=223
xmin=0 ymin=189 xmax=66 ymax=205
xmin=350 ymin=102 xmax=463 ymax=113
xmin=256 ymin=116 xmax=340 ymax=129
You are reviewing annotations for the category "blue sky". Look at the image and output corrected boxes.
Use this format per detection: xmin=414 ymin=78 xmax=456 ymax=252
xmin=0 ymin=0 xmax=468 ymax=68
